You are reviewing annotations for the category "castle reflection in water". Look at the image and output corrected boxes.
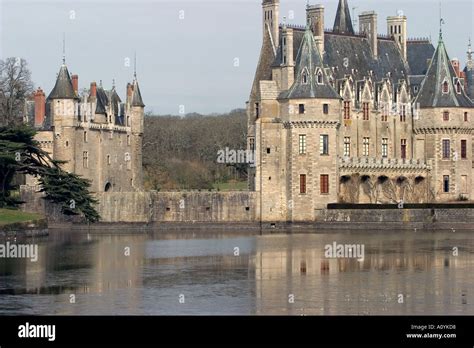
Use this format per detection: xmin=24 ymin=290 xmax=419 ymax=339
xmin=0 ymin=230 xmax=472 ymax=315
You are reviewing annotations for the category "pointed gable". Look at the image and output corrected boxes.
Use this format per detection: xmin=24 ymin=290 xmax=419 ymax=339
xmin=333 ymin=0 xmax=354 ymax=35
xmin=415 ymin=36 xmax=473 ymax=108
xmin=47 ymin=64 xmax=78 ymax=100
xmin=281 ymin=27 xmax=340 ymax=100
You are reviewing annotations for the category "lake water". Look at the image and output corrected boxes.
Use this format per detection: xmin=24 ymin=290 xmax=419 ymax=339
xmin=0 ymin=229 xmax=473 ymax=315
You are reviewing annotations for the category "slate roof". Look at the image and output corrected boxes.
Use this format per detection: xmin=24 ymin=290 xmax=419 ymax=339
xmin=131 ymin=79 xmax=145 ymax=107
xmin=47 ymin=64 xmax=79 ymax=100
xmin=95 ymin=87 xmax=109 ymax=114
xmin=414 ymin=35 xmax=473 ymax=108
xmin=333 ymin=0 xmax=354 ymax=35
xmin=273 ymin=29 xmax=409 ymax=95
xmin=407 ymin=41 xmax=435 ymax=75
xmin=280 ymin=27 xmax=340 ymax=100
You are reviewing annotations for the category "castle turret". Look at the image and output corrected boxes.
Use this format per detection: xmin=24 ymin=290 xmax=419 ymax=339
xmin=48 ymin=63 xmax=80 ymax=172
xmin=130 ymin=77 xmax=145 ymax=189
xmin=414 ymin=31 xmax=473 ymax=201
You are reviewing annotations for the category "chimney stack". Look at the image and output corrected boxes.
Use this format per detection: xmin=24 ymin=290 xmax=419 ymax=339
xmin=90 ymin=82 xmax=97 ymax=98
xmin=387 ymin=14 xmax=407 ymax=61
xmin=127 ymin=83 xmax=133 ymax=103
xmin=72 ymin=74 xmax=79 ymax=95
xmin=359 ymin=11 xmax=378 ymax=58
xmin=306 ymin=5 xmax=325 ymax=55
xmin=34 ymin=87 xmax=46 ymax=127
xmin=281 ymin=26 xmax=294 ymax=90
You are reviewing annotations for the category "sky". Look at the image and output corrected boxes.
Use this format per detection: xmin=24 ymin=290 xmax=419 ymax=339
xmin=0 ymin=0 xmax=473 ymax=115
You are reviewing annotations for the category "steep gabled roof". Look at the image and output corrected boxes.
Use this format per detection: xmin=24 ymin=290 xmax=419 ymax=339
xmin=333 ymin=0 xmax=354 ymax=35
xmin=95 ymin=87 xmax=109 ymax=114
xmin=280 ymin=27 xmax=340 ymax=100
xmin=47 ymin=64 xmax=78 ymax=100
xmin=414 ymin=35 xmax=473 ymax=108
xmin=131 ymin=79 xmax=145 ymax=107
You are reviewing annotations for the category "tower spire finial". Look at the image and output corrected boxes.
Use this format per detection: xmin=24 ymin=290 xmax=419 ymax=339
xmin=439 ymin=2 xmax=445 ymax=41
xmin=467 ymin=38 xmax=473 ymax=67
xmin=62 ymin=32 xmax=66 ymax=64
xmin=134 ymin=52 xmax=137 ymax=80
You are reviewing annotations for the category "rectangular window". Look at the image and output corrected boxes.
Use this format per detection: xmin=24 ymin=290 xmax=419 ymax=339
xmin=401 ymin=139 xmax=407 ymax=159
xmin=320 ymin=175 xmax=329 ymax=194
xmin=320 ymin=135 xmax=329 ymax=155
xmin=363 ymin=102 xmax=369 ymax=120
xmin=107 ymin=154 xmax=111 ymax=165
xmin=127 ymin=135 xmax=131 ymax=146
xmin=442 ymin=139 xmax=450 ymax=159
xmin=298 ymin=104 xmax=305 ymax=114
xmin=300 ymin=174 xmax=307 ymax=194
xmin=461 ymin=139 xmax=467 ymax=159
xmin=363 ymin=137 xmax=370 ymax=157
xmin=84 ymin=131 xmax=87 ymax=143
xmin=343 ymin=137 xmax=351 ymax=157
xmin=344 ymin=101 xmax=351 ymax=119
xmin=255 ymin=103 xmax=260 ymax=118
xmin=299 ymin=135 xmax=307 ymax=155
xmin=443 ymin=175 xmax=450 ymax=193
xmin=400 ymin=104 xmax=406 ymax=122
xmin=443 ymin=111 xmax=449 ymax=121
xmin=382 ymin=138 xmax=388 ymax=158
xmin=464 ymin=112 xmax=468 ymax=122
xmin=82 ymin=151 xmax=88 ymax=168
xmin=323 ymin=104 xmax=329 ymax=115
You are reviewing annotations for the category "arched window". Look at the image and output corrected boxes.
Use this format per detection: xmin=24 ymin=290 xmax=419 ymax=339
xmin=302 ymin=70 xmax=308 ymax=84
xmin=442 ymin=81 xmax=449 ymax=94
xmin=316 ymin=69 xmax=323 ymax=85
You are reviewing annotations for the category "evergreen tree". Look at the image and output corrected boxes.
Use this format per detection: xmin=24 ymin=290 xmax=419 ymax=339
xmin=0 ymin=125 xmax=100 ymax=222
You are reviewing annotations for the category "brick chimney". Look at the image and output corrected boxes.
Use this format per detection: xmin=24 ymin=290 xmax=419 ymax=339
xmin=90 ymin=82 xmax=97 ymax=98
xmin=451 ymin=59 xmax=460 ymax=77
xmin=127 ymin=83 xmax=133 ymax=103
xmin=34 ymin=87 xmax=46 ymax=127
xmin=72 ymin=74 xmax=79 ymax=95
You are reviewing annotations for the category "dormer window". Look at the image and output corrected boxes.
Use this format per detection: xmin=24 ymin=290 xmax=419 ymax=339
xmin=442 ymin=81 xmax=449 ymax=94
xmin=456 ymin=81 xmax=462 ymax=94
xmin=316 ymin=69 xmax=323 ymax=85
xmin=302 ymin=70 xmax=308 ymax=85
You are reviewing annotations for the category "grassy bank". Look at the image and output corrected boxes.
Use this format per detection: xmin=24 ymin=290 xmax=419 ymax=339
xmin=213 ymin=181 xmax=248 ymax=191
xmin=0 ymin=208 xmax=42 ymax=226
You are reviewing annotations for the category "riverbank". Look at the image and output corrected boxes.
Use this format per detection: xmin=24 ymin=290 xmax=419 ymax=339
xmin=0 ymin=208 xmax=48 ymax=238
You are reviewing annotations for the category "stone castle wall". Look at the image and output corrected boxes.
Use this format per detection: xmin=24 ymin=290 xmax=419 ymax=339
xmin=20 ymin=186 xmax=257 ymax=224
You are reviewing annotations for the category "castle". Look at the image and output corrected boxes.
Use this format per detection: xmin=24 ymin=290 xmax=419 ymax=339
xmin=24 ymin=60 xmax=144 ymax=193
xmin=247 ymin=0 xmax=474 ymax=222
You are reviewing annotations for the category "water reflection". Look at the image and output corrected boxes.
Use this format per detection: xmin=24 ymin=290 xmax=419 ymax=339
xmin=0 ymin=230 xmax=473 ymax=315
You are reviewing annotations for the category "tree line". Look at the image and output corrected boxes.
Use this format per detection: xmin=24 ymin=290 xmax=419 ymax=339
xmin=143 ymin=110 xmax=248 ymax=190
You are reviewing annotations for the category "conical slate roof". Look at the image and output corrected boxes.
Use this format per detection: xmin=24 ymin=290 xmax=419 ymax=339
xmin=131 ymin=79 xmax=145 ymax=107
xmin=414 ymin=35 xmax=473 ymax=108
xmin=280 ymin=27 xmax=340 ymax=100
xmin=333 ymin=0 xmax=354 ymax=35
xmin=47 ymin=64 xmax=78 ymax=100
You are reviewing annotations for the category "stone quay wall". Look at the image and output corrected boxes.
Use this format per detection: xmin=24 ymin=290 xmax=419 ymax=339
xmin=19 ymin=186 xmax=474 ymax=230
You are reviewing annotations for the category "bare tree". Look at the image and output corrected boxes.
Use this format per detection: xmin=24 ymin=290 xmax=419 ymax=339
xmin=0 ymin=57 xmax=34 ymax=126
